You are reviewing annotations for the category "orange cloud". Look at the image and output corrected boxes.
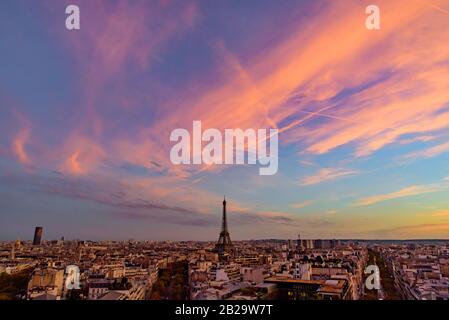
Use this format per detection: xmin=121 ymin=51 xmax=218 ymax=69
xmin=12 ymin=129 xmax=30 ymax=164
xmin=144 ymin=0 xmax=449 ymax=179
xmin=268 ymin=0 xmax=449 ymax=158
xmin=429 ymin=210 xmax=449 ymax=217
xmin=38 ymin=0 xmax=448 ymax=184
xmin=61 ymin=134 xmax=106 ymax=175
xmin=64 ymin=151 xmax=83 ymax=175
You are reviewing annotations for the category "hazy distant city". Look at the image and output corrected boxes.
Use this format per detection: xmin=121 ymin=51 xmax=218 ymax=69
xmin=1 ymin=199 xmax=448 ymax=301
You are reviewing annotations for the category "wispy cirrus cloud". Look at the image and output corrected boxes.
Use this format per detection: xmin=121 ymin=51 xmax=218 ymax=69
xmin=403 ymin=141 xmax=449 ymax=160
xmin=354 ymin=183 xmax=447 ymax=206
xmin=398 ymin=135 xmax=436 ymax=145
xmin=10 ymin=0 xmax=449 ymax=180
xmin=279 ymin=0 xmax=449 ymax=159
xmin=290 ymin=200 xmax=314 ymax=209
xmin=299 ymin=168 xmax=358 ymax=186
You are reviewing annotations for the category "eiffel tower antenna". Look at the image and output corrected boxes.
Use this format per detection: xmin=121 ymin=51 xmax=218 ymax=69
xmin=221 ymin=196 xmax=227 ymax=233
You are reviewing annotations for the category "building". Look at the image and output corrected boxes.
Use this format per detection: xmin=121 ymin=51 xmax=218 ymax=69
xmin=264 ymin=276 xmax=350 ymax=300
xmin=296 ymin=235 xmax=339 ymax=251
xmin=10 ymin=245 xmax=15 ymax=260
xmin=98 ymin=283 xmax=146 ymax=300
xmin=293 ymin=263 xmax=312 ymax=280
xmin=27 ymin=268 xmax=64 ymax=299
xmin=87 ymin=278 xmax=114 ymax=300
xmin=33 ymin=227 xmax=43 ymax=245
xmin=241 ymin=267 xmax=264 ymax=284
xmin=297 ymin=234 xmax=314 ymax=251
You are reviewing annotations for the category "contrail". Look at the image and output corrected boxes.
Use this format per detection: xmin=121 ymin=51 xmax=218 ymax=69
xmin=279 ymin=102 xmax=353 ymax=134
xmin=415 ymin=0 xmax=449 ymax=15
xmin=297 ymin=110 xmax=363 ymax=124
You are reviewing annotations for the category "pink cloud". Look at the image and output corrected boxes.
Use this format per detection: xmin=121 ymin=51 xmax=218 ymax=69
xmin=60 ymin=133 xmax=106 ymax=175
xmin=299 ymin=168 xmax=358 ymax=186
xmin=12 ymin=128 xmax=30 ymax=165
xmin=354 ymin=183 xmax=448 ymax=206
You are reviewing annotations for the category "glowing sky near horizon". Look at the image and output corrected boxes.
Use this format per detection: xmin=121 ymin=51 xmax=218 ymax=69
xmin=1 ymin=0 xmax=449 ymax=241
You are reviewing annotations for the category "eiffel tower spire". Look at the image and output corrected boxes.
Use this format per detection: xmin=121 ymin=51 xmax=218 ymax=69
xmin=215 ymin=196 xmax=233 ymax=254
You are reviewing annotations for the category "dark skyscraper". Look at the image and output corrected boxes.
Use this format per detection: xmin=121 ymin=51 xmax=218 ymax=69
xmin=33 ymin=227 xmax=43 ymax=245
xmin=215 ymin=197 xmax=233 ymax=255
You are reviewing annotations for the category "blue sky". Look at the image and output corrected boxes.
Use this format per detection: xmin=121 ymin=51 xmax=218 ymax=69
xmin=1 ymin=0 xmax=449 ymax=241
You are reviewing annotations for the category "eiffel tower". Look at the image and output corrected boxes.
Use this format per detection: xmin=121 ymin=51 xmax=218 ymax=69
xmin=215 ymin=196 xmax=233 ymax=254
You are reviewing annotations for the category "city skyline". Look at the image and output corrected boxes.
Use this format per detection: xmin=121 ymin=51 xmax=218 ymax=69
xmin=2 ymin=233 xmax=448 ymax=301
xmin=2 ymin=0 xmax=449 ymax=241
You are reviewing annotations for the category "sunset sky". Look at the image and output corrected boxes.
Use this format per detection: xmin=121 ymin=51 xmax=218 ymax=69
xmin=1 ymin=0 xmax=449 ymax=241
